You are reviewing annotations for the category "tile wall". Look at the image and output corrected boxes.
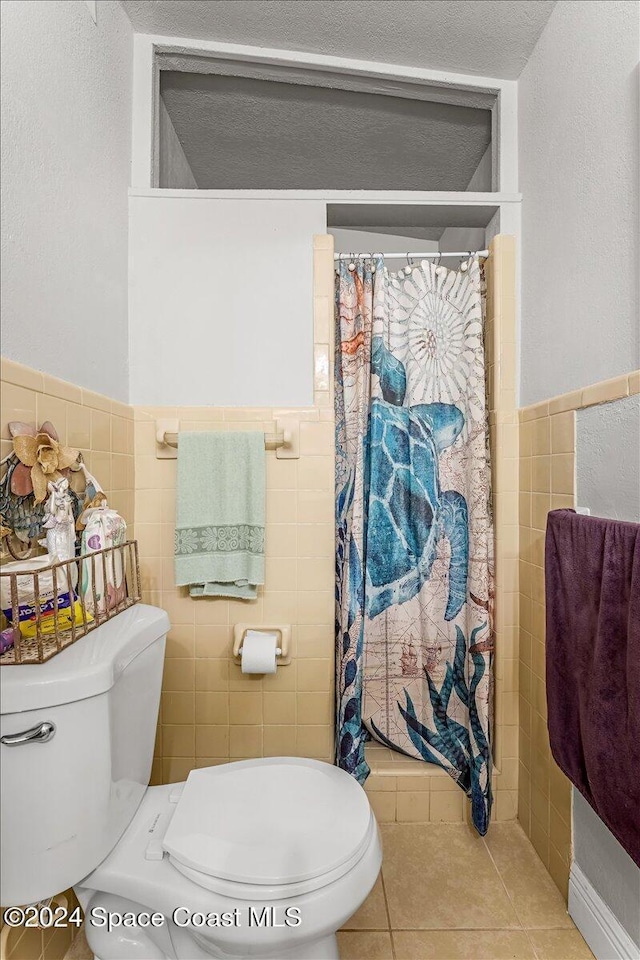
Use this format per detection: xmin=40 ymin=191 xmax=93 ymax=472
xmin=363 ymin=235 xmax=521 ymax=826
xmin=139 ymin=235 xmax=337 ymax=782
xmin=0 ymin=359 xmax=134 ymax=960
xmin=0 ymin=358 xmax=135 ymax=531
xmin=518 ymin=368 xmax=640 ymax=898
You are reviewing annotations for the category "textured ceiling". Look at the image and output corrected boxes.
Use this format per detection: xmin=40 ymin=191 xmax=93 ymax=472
xmin=327 ymin=204 xmax=499 ymax=231
xmin=160 ymin=73 xmax=492 ymax=190
xmin=122 ymin=0 xmax=556 ymax=80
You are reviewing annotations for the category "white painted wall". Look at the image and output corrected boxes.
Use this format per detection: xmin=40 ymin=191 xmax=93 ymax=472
xmin=159 ymin=97 xmax=198 ymax=189
xmin=572 ymin=792 xmax=640 ymax=953
xmin=577 ymin=395 xmax=640 ymax=524
xmin=518 ymin=0 xmax=639 ymax=405
xmin=439 ymin=145 xmax=492 ymax=258
xmin=128 ymin=197 xmax=326 ymax=406
xmin=0 ymin=0 xmax=133 ymax=401
xmin=329 ymin=228 xmax=439 ymax=262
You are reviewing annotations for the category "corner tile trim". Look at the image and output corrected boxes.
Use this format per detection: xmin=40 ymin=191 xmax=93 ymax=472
xmin=520 ymin=370 xmax=638 ymax=420
xmin=0 ymin=356 xmax=133 ymax=418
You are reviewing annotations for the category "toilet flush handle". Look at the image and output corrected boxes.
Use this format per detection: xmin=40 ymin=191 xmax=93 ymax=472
xmin=1 ymin=721 xmax=56 ymax=746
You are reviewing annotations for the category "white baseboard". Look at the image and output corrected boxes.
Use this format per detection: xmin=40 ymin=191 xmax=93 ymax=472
xmin=569 ymin=863 xmax=640 ymax=960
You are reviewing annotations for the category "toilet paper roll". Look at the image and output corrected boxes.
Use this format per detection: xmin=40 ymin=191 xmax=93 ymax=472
xmin=240 ymin=630 xmax=279 ymax=674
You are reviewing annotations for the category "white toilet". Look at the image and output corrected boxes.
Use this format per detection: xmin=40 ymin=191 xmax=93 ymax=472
xmin=0 ymin=605 xmax=382 ymax=960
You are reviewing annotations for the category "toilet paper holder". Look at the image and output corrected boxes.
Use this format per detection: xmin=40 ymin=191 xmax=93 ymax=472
xmin=232 ymin=624 xmax=292 ymax=665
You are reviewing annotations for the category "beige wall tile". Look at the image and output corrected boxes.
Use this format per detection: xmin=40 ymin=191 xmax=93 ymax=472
xmin=550 ymin=412 xmax=575 ymax=454
xmin=429 ymin=790 xmax=465 ymax=822
xmin=162 ymin=724 xmax=195 ymax=757
xmin=36 ymin=393 xmax=69 ymax=441
xmin=263 ymin=692 xmax=296 ymax=725
xmin=262 ymin=661 xmax=298 ymax=692
xmin=43 ymin=373 xmax=82 ymax=405
xmin=531 ymin=456 xmax=550 ymax=493
xmin=81 ymin=388 xmax=113 ymax=413
xmin=296 ymin=724 xmax=333 ymax=759
xmin=297 ymin=691 xmax=332 ymax=725
xmin=1 ymin=381 xmax=37 ymax=437
xmin=367 ymin=792 xmax=397 ymax=822
xmin=551 ymin=454 xmax=575 ymax=496
xmin=296 ymin=625 xmax=333 ymax=659
xmin=194 ymin=597 xmax=229 ymax=625
xmin=266 ymin=456 xmax=297 ymax=490
xmin=195 ymin=659 xmax=229 ymax=691
xmin=264 ymin=558 xmax=297 ymax=591
xmin=163 ymin=658 xmax=195 ymax=691
xmin=300 ymin=421 xmax=334 ymax=456
xmin=230 ymin=725 xmax=263 ymax=758
xmin=297 ymin=489 xmax=333 ymax=523
xmin=196 ymin=724 xmax=230 ymax=758
xmin=266 ymin=488 xmax=296 ymax=523
xmin=230 ymin=692 xmax=263 ymax=725
xmin=297 ymin=523 xmax=334 ymax=557
xmin=396 ymin=791 xmax=431 ymax=822
xmin=265 ymin=523 xmax=297 ymax=558
xmin=297 ymin=556 xmax=333 ymax=591
xmin=196 ymin=691 xmax=229 ymax=725
xmin=547 ymin=390 xmax=583 ymax=415
xmin=546 ymin=850 xmax=571 ymax=905
xmin=298 ymin=455 xmax=333 ymax=490
xmin=67 ymin=403 xmax=91 ymax=449
xmin=162 ymin=691 xmax=195 ymax=725
xmin=297 ymin=658 xmax=331 ymax=691
xmin=194 ymin=625 xmax=232 ymax=659
xmin=163 ymin=757 xmax=196 ymax=783
xmin=297 ymin=590 xmax=333 ymax=624
xmin=1 ymin=356 xmax=45 ymax=392
xmin=530 ymin=813 xmax=551 ymax=868
xmin=263 ymin=725 xmax=297 ymax=756
xmin=532 ymin=417 xmax=551 ymax=456
xmin=581 ymin=374 xmax=629 ymax=407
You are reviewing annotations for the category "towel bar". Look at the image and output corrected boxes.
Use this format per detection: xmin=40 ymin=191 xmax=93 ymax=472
xmin=160 ymin=429 xmax=290 ymax=450
xmin=155 ymin=419 xmax=300 ymax=460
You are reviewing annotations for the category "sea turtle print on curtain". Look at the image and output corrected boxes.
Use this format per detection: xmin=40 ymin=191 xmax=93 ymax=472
xmin=335 ymin=255 xmax=494 ymax=834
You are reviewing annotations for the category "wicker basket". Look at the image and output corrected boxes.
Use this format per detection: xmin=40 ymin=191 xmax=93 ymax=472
xmin=0 ymin=540 xmax=141 ymax=665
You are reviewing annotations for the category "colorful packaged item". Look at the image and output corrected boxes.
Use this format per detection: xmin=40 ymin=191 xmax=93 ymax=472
xmin=80 ymin=507 xmax=127 ymax=615
xmin=0 ymin=556 xmax=87 ymax=638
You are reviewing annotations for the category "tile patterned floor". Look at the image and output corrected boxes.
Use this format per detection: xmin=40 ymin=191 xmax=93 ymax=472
xmin=67 ymin=823 xmax=594 ymax=960
xmin=338 ymin=822 xmax=595 ymax=960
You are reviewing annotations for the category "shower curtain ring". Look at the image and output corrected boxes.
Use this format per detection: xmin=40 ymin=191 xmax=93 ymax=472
xmin=348 ymin=252 xmax=356 ymax=271
xmin=404 ymin=252 xmax=413 ymax=276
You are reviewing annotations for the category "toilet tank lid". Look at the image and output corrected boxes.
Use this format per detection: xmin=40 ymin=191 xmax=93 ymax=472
xmin=0 ymin=604 xmax=169 ymax=714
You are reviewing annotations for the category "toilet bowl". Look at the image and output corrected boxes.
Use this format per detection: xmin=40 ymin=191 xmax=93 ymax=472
xmin=0 ymin=606 xmax=381 ymax=960
xmin=78 ymin=761 xmax=382 ymax=959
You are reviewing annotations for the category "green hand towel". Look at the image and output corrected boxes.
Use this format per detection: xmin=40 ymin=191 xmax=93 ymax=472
xmin=174 ymin=431 xmax=265 ymax=599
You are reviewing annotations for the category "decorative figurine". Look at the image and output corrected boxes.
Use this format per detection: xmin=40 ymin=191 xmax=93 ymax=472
xmin=42 ymin=477 xmax=76 ymax=562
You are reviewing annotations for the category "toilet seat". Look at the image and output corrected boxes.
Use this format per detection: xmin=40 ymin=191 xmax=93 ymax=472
xmin=163 ymin=757 xmax=373 ymax=900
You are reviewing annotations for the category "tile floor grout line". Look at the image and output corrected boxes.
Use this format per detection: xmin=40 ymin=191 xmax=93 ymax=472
xmin=380 ymin=870 xmax=397 ymax=960
xmin=523 ymin=926 xmax=543 ymax=960
xmin=481 ymin=833 xmax=530 ymax=933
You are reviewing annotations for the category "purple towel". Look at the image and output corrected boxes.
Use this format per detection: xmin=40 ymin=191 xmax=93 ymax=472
xmin=545 ymin=509 xmax=640 ymax=867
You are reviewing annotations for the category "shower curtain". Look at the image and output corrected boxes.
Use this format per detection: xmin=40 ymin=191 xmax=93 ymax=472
xmin=335 ymin=255 xmax=494 ymax=834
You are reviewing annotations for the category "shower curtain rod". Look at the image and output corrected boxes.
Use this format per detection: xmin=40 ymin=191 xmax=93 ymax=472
xmin=334 ymin=250 xmax=489 ymax=260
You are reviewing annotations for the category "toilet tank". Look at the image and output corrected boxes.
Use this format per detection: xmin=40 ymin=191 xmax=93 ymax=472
xmin=0 ymin=604 xmax=168 ymax=906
